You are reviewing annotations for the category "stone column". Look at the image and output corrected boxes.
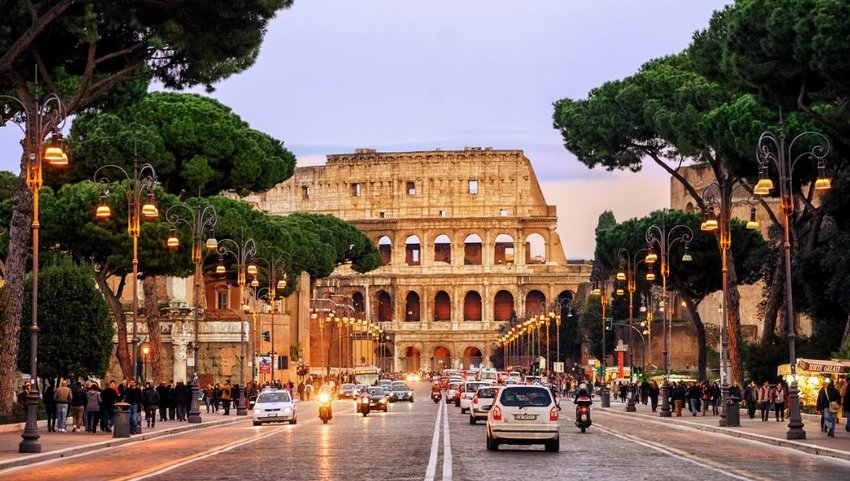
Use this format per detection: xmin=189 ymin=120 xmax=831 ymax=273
xmin=171 ymin=330 xmax=191 ymax=383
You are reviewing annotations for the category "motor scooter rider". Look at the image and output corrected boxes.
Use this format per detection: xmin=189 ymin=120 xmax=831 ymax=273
xmin=574 ymin=383 xmax=592 ymax=404
xmin=318 ymin=385 xmax=333 ymax=419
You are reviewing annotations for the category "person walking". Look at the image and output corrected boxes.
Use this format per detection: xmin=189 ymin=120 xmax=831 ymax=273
xmin=843 ymin=378 xmax=850 ymax=432
xmin=745 ymin=380 xmax=758 ymax=419
xmin=122 ymin=379 xmax=143 ymax=435
xmin=175 ymin=380 xmax=190 ymax=421
xmin=54 ymin=380 xmax=72 ymax=432
xmin=297 ymin=380 xmax=305 ymax=401
xmin=772 ymin=382 xmax=786 ymax=422
xmin=817 ymin=379 xmax=841 ymax=438
xmin=43 ymin=381 xmax=56 ymax=433
xmin=100 ymin=381 xmax=118 ymax=432
xmin=70 ymin=381 xmax=87 ymax=432
xmin=142 ymin=381 xmax=160 ymax=428
xmin=221 ymin=380 xmax=232 ymax=415
xmin=156 ymin=382 xmax=169 ymax=422
xmin=649 ymin=380 xmax=660 ymax=413
xmin=757 ymin=381 xmax=771 ymax=422
xmin=85 ymin=383 xmax=102 ymax=433
xmin=672 ymin=382 xmax=685 ymax=417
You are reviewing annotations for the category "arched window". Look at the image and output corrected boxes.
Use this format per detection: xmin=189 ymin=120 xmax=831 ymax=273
xmin=433 ymin=346 xmax=452 ymax=371
xmin=525 ymin=290 xmax=546 ymax=315
xmin=464 ymin=291 xmax=482 ymax=321
xmin=377 ymin=291 xmax=392 ymax=322
xmin=464 ymin=234 xmax=483 ymax=265
xmin=403 ymin=346 xmax=421 ymax=373
xmin=405 ymin=235 xmax=421 ymax=266
xmin=525 ymin=233 xmax=546 ymax=264
xmin=493 ymin=290 xmax=514 ymax=322
xmin=494 ymin=234 xmax=515 ymax=265
xmin=405 ymin=291 xmax=421 ymax=322
xmin=378 ymin=236 xmax=392 ymax=266
xmin=434 ymin=291 xmax=451 ymax=321
xmin=462 ymin=346 xmax=483 ymax=370
xmin=434 ymin=234 xmax=451 ymax=264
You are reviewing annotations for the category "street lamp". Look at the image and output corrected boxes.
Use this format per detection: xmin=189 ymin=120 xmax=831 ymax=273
xmin=165 ymin=199 xmax=217 ymax=424
xmin=216 ymin=232 xmax=257 ymax=416
xmin=699 ymin=183 xmax=759 ymax=427
xmin=94 ymin=150 xmax=159 ymax=387
xmin=616 ymin=247 xmax=649 ymax=413
xmin=2 ymin=82 xmax=68 ymax=454
xmin=754 ymin=123 xmax=832 ymax=440
xmin=645 ymin=215 xmax=693 ymax=418
xmin=142 ymin=345 xmax=150 ymax=382
xmin=590 ymin=281 xmax=612 ymax=407
xmin=254 ymin=255 xmax=288 ymax=383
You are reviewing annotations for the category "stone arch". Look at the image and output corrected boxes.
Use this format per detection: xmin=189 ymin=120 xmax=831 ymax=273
xmin=463 ymin=290 xmax=482 ymax=321
xmin=685 ymin=202 xmax=695 ymax=213
xmin=494 ymin=233 xmax=515 ymax=265
xmin=493 ymin=290 xmax=514 ymax=322
xmin=434 ymin=290 xmax=451 ymax=321
xmin=433 ymin=345 xmax=452 ymax=372
xmin=463 ymin=233 xmax=483 ymax=265
xmin=403 ymin=346 xmax=422 ymax=373
xmin=525 ymin=290 xmax=547 ymax=316
xmin=433 ymin=234 xmax=451 ymax=264
xmin=405 ymin=291 xmax=421 ymax=322
xmin=378 ymin=235 xmax=392 ymax=266
xmin=405 ymin=235 xmax=421 ymax=266
xmin=462 ymin=346 xmax=484 ymax=369
xmin=525 ymin=233 xmax=546 ymax=264
xmin=376 ymin=290 xmax=393 ymax=322
xmin=351 ymin=291 xmax=365 ymax=313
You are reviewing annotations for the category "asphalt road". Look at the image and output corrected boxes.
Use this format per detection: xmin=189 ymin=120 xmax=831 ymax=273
xmin=5 ymin=384 xmax=850 ymax=481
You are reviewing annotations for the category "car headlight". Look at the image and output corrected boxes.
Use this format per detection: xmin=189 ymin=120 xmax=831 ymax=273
xmin=283 ymin=407 xmax=292 ymax=415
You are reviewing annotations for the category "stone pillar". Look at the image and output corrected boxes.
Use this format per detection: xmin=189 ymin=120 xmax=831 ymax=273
xmin=166 ymin=276 xmax=191 ymax=309
xmin=172 ymin=330 xmax=191 ymax=383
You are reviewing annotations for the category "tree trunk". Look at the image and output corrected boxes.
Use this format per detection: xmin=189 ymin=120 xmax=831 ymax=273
xmin=0 ymin=174 xmax=30 ymax=416
xmin=762 ymin=258 xmax=784 ymax=341
xmin=680 ymin=291 xmax=706 ymax=380
xmin=725 ymin=252 xmax=744 ymax=384
xmin=95 ymin=272 xmax=132 ymax=381
xmin=842 ymin=312 xmax=850 ymax=352
xmin=142 ymin=276 xmax=165 ymax=383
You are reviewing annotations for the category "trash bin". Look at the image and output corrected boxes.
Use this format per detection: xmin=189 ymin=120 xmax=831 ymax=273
xmin=726 ymin=398 xmax=740 ymax=427
xmin=601 ymin=386 xmax=611 ymax=408
xmin=113 ymin=402 xmax=130 ymax=438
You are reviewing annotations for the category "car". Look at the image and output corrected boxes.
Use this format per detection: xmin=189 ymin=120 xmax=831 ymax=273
xmin=459 ymin=381 xmax=491 ymax=414
xmin=405 ymin=373 xmax=421 ymax=383
xmin=364 ymin=387 xmax=389 ymax=412
xmin=445 ymin=381 xmax=463 ymax=405
xmin=470 ymin=386 xmax=499 ymax=424
xmin=252 ymin=389 xmax=297 ymax=426
xmin=338 ymin=383 xmax=357 ymax=399
xmin=486 ymin=384 xmax=559 ymax=452
xmin=378 ymin=379 xmax=394 ymax=392
xmin=506 ymin=372 xmax=522 ymax=384
xmin=389 ymin=383 xmax=414 ymax=403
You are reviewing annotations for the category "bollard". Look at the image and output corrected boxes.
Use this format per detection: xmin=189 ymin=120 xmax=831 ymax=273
xmin=113 ymin=402 xmax=130 ymax=438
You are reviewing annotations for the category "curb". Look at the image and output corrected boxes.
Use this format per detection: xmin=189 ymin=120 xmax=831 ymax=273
xmin=599 ymin=407 xmax=850 ymax=463
xmin=0 ymin=417 xmax=244 ymax=472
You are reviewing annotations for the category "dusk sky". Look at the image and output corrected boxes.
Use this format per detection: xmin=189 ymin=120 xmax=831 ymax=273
xmin=0 ymin=0 xmax=730 ymax=258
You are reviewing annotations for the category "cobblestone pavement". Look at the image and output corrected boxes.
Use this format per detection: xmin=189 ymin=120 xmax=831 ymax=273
xmin=3 ymin=385 xmax=850 ymax=481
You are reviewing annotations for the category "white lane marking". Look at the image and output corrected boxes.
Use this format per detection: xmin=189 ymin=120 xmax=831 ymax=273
xmin=424 ymin=400 xmax=443 ymax=481
xmin=442 ymin=399 xmax=452 ymax=481
xmin=594 ymin=424 xmax=755 ymax=481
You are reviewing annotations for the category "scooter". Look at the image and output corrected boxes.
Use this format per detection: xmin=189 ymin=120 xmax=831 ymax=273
xmin=575 ymin=395 xmax=592 ymax=433
xmin=357 ymin=394 xmax=371 ymax=417
xmin=318 ymin=392 xmax=333 ymax=424
xmin=431 ymin=391 xmax=442 ymax=403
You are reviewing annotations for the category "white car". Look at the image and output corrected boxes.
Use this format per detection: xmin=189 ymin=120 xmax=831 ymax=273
xmin=459 ymin=381 xmax=491 ymax=414
xmin=252 ymin=389 xmax=297 ymax=426
xmin=486 ymin=385 xmax=559 ymax=452
xmin=470 ymin=386 xmax=499 ymax=424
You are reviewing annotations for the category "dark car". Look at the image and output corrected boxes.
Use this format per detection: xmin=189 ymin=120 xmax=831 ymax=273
xmin=389 ymin=383 xmax=414 ymax=403
xmin=364 ymin=387 xmax=389 ymax=412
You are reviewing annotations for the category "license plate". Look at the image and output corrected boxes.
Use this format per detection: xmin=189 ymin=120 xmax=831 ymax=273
xmin=514 ymin=413 xmax=537 ymax=421
xmin=267 ymin=413 xmax=277 ymax=417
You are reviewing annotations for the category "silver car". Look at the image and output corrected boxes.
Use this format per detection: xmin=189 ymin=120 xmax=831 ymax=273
xmin=486 ymin=385 xmax=559 ymax=451
xmin=252 ymin=389 xmax=297 ymax=426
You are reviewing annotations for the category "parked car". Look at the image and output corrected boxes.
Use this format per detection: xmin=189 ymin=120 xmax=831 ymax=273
xmin=470 ymin=386 xmax=499 ymax=424
xmin=486 ymin=384 xmax=559 ymax=452
xmin=459 ymin=381 xmax=491 ymax=414
xmin=252 ymin=389 xmax=297 ymax=426
xmin=389 ymin=383 xmax=414 ymax=403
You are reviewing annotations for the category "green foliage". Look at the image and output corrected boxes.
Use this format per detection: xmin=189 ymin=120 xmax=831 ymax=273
xmin=18 ymin=258 xmax=113 ymax=380
xmin=64 ymin=93 xmax=296 ymax=197
xmin=0 ymin=171 xmax=18 ymax=203
xmin=578 ymin=296 xmax=614 ymax=361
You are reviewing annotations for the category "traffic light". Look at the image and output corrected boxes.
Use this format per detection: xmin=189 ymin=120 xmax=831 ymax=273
xmin=605 ymin=317 xmax=613 ymax=330
xmin=534 ymin=365 xmax=540 ymax=375
xmin=262 ymin=330 xmax=270 ymax=341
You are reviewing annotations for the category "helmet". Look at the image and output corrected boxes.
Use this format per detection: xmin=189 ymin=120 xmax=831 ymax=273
xmin=579 ymin=383 xmax=587 ymax=391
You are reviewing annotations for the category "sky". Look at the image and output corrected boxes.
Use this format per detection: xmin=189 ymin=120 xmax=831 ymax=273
xmin=0 ymin=0 xmax=731 ymax=259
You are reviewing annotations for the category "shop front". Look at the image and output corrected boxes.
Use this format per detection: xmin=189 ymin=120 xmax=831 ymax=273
xmin=777 ymin=358 xmax=850 ymax=410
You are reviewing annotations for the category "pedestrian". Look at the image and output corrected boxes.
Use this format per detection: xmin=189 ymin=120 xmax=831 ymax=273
xmin=843 ymin=377 xmax=850 ymax=432
xmin=175 ymin=380 xmax=190 ymax=421
xmin=305 ymin=381 xmax=313 ymax=401
xmin=772 ymin=382 xmax=786 ymax=422
xmin=142 ymin=381 xmax=160 ymax=428
xmin=640 ymin=379 xmax=650 ymax=405
xmin=100 ymin=380 xmax=118 ymax=432
xmin=70 ymin=381 xmax=87 ymax=432
xmin=816 ymin=379 xmax=841 ymax=438
xmin=757 ymin=381 xmax=771 ymax=422
xmin=672 ymin=382 xmax=685 ymax=416
xmin=85 ymin=382 xmax=102 ymax=433
xmin=649 ymin=380 xmax=659 ymax=413
xmin=701 ymin=382 xmax=712 ymax=416
xmin=17 ymin=383 xmax=32 ymax=409
xmin=167 ymin=381 xmax=177 ymax=421
xmin=710 ymin=381 xmax=721 ymax=415
xmin=54 ymin=380 xmax=72 ymax=433
xmin=121 ymin=379 xmax=143 ymax=434
xmin=156 ymin=382 xmax=169 ymax=422
xmin=43 ymin=380 xmax=56 ymax=433
xmin=745 ymin=380 xmax=758 ymax=419
xmin=205 ymin=384 xmax=214 ymax=413
xmin=213 ymin=383 xmax=222 ymax=413
xmin=221 ymin=380 xmax=232 ymax=415
xmin=297 ymin=380 xmax=305 ymax=401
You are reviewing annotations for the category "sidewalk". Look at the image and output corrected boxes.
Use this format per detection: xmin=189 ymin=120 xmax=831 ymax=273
xmin=599 ymin=397 xmax=850 ymax=462
xmin=0 ymin=411 xmax=245 ymax=472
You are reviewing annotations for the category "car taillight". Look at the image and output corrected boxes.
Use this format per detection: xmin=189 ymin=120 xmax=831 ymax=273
xmin=472 ymin=395 xmax=478 ymax=404
xmin=492 ymin=406 xmax=502 ymax=421
xmin=549 ymin=406 xmax=559 ymax=422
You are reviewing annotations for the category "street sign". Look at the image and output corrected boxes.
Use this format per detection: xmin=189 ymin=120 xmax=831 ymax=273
xmin=538 ymin=356 xmax=546 ymax=370
xmin=553 ymin=362 xmax=564 ymax=373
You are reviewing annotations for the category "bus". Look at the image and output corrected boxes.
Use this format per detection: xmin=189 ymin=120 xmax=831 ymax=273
xmin=353 ymin=366 xmax=381 ymax=386
xmin=478 ymin=368 xmax=498 ymax=383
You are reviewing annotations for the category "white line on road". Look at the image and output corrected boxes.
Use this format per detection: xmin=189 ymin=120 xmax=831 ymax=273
xmin=442 ymin=399 xmax=452 ymax=481
xmin=424 ymin=400 xmax=443 ymax=481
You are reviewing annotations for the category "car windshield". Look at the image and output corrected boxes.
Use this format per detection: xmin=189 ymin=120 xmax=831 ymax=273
xmin=369 ymin=388 xmax=384 ymax=396
xmin=466 ymin=383 xmax=487 ymax=392
xmin=392 ymin=385 xmax=410 ymax=391
xmin=341 ymin=384 xmax=355 ymax=390
xmin=477 ymin=388 xmax=497 ymax=398
xmin=256 ymin=392 xmax=291 ymax=403
xmin=499 ymin=387 xmax=551 ymax=407
xmin=449 ymin=383 xmax=462 ymax=390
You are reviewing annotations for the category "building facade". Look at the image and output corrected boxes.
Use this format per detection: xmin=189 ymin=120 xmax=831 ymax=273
xmin=247 ymin=147 xmax=592 ymax=373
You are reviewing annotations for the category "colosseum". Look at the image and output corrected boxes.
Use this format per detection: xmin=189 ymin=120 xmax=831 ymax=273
xmin=248 ymin=147 xmax=592 ymax=373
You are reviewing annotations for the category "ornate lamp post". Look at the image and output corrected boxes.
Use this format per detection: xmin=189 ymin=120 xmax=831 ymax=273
xmin=645 ymin=215 xmax=693 ymax=418
xmin=754 ymin=124 xmax=832 ymax=440
xmin=216 ymin=232 xmax=257 ymax=416
xmin=616 ymin=247 xmax=649 ymax=413
xmin=94 ymin=151 xmax=159 ymax=386
xmin=2 ymin=83 xmax=68 ymax=454
xmin=166 ymin=200 xmax=217 ymax=424
xmin=590 ymin=281 xmax=611 ymax=407
xmin=254 ymin=255 xmax=288 ymax=383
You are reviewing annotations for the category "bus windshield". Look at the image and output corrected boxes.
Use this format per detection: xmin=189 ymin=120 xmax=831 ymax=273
xmin=354 ymin=367 xmax=381 ymax=386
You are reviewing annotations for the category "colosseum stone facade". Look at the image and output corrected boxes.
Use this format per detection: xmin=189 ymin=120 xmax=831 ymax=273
xmin=247 ymin=147 xmax=592 ymax=373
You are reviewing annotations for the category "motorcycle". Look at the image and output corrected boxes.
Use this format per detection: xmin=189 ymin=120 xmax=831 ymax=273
xmin=431 ymin=391 xmax=442 ymax=404
xmin=357 ymin=394 xmax=371 ymax=417
xmin=318 ymin=392 xmax=333 ymax=424
xmin=574 ymin=395 xmax=592 ymax=433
